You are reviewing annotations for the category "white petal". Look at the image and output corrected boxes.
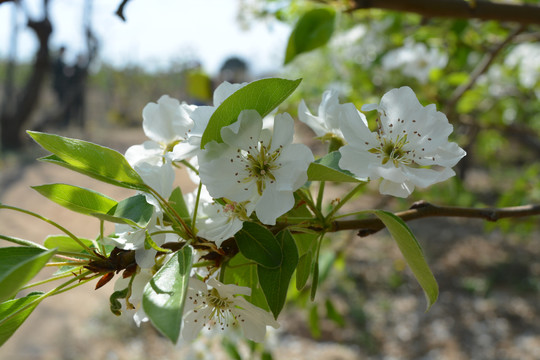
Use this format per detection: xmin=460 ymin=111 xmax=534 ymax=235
xmin=379 ymin=179 xmax=415 ymax=198
xmin=125 ymin=141 xmax=163 ymax=167
xmin=255 ymin=187 xmax=295 ymax=225
xmin=209 ymin=278 xmax=251 ymax=297
xmin=182 ymin=306 xmax=211 ymax=341
xmin=270 ymin=113 xmax=294 ymax=151
xmin=213 ymin=82 xmax=246 ymax=106
xmin=339 ymin=145 xmax=379 ymax=180
xmin=273 ymin=143 xmax=313 ymax=189
xmin=404 ymin=166 xmax=456 ymax=188
xmin=142 ymin=95 xmax=194 ymax=145
xmin=221 ymin=110 xmax=262 ymax=150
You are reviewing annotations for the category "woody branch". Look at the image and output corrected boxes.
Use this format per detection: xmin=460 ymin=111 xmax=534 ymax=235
xmin=331 ymin=200 xmax=540 ymax=237
xmin=349 ymin=0 xmax=540 ymax=26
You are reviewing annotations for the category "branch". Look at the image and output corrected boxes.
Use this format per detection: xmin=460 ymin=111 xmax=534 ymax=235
xmin=444 ymin=25 xmax=525 ymax=116
xmin=331 ymin=200 xmax=540 ymax=237
xmin=350 ymin=0 xmax=540 ymax=26
xmin=115 ymin=0 xmax=131 ymax=21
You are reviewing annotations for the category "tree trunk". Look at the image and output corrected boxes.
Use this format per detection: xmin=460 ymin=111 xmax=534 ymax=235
xmin=0 ymin=9 xmax=52 ymax=150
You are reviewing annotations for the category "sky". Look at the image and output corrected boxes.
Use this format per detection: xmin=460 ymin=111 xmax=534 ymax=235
xmin=0 ymin=0 xmax=292 ymax=76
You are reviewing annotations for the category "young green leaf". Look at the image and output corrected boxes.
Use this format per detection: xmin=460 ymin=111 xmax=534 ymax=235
xmin=308 ymin=303 xmax=321 ymax=338
xmin=28 ymin=132 xmax=146 ymax=190
xmin=43 ymin=235 xmax=95 ymax=253
xmin=200 ymin=77 xmax=301 ymax=148
xmin=0 ymin=248 xmax=56 ymax=302
xmin=32 ymin=183 xmax=117 ymax=216
xmin=234 ymin=222 xmax=282 ymax=269
xmin=92 ymin=194 xmax=154 ymax=228
xmin=258 ymin=230 xmax=299 ymax=318
xmin=0 ymin=292 xmax=44 ymax=346
xmin=142 ymin=245 xmax=192 ymax=343
xmin=0 ymin=234 xmax=47 ymax=249
xmin=368 ymin=210 xmax=439 ymax=310
xmin=168 ymin=186 xmax=191 ymax=221
xmin=325 ymin=298 xmax=345 ymax=327
xmin=284 ymin=7 xmax=336 ymax=64
xmin=307 ymin=151 xmax=364 ymax=183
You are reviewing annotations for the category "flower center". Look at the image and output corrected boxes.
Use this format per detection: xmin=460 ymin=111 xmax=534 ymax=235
xmin=244 ymin=142 xmax=283 ymax=195
xmin=370 ymin=133 xmax=411 ymax=167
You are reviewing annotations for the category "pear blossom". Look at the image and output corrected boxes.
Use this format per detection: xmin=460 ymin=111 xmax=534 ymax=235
xmin=182 ymin=278 xmax=279 ymax=342
xmin=339 ymin=86 xmax=466 ymax=197
xmin=174 ymin=82 xmax=247 ymax=159
xmin=382 ymin=41 xmax=448 ymax=84
xmin=104 ymin=212 xmax=180 ymax=269
xmin=198 ymin=110 xmax=314 ymax=225
xmin=298 ymin=90 xmax=345 ymax=140
xmin=113 ymin=268 xmax=153 ymax=326
xmin=185 ymin=186 xmax=251 ymax=247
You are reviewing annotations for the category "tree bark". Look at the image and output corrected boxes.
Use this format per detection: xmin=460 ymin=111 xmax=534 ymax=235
xmin=0 ymin=10 xmax=52 ymax=150
xmin=350 ymin=0 xmax=540 ymax=26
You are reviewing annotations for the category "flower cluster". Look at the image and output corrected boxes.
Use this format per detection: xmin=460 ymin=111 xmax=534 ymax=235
xmin=95 ymin=80 xmax=465 ymax=343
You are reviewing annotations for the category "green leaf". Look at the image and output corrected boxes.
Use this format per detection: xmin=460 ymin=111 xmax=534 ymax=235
xmin=92 ymin=194 xmax=154 ymax=227
xmin=43 ymin=235 xmax=95 ymax=253
xmin=32 ymin=183 xmax=117 ymax=216
xmin=0 ymin=292 xmax=44 ymax=346
xmin=234 ymin=222 xmax=283 ymax=269
xmin=168 ymin=186 xmax=190 ymax=221
xmin=325 ymin=299 xmax=345 ymax=327
xmin=200 ymin=78 xmax=301 ymax=148
xmin=0 ymin=234 xmax=47 ymax=249
xmin=258 ymin=230 xmax=299 ymax=318
xmin=284 ymin=7 xmax=336 ymax=64
xmin=368 ymin=210 xmax=438 ymax=310
xmin=296 ymin=251 xmax=312 ymax=291
xmin=310 ymin=261 xmax=319 ymax=301
xmin=28 ymin=132 xmax=146 ymax=190
xmin=307 ymin=152 xmax=363 ymax=183
xmin=142 ymin=246 xmax=192 ymax=343
xmin=223 ymin=253 xmax=269 ymax=311
xmin=308 ymin=304 xmax=321 ymax=338
xmin=0 ymin=247 xmax=56 ymax=302
xmin=222 ymin=338 xmax=243 ymax=360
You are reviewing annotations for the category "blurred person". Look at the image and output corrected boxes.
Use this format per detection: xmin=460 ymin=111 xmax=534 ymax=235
xmin=217 ymin=56 xmax=249 ymax=84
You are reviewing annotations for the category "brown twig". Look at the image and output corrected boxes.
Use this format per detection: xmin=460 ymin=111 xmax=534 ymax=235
xmin=115 ymin=0 xmax=131 ymax=21
xmin=331 ymin=200 xmax=540 ymax=237
xmin=349 ymin=0 xmax=540 ymax=26
xmin=445 ymin=25 xmax=525 ymax=116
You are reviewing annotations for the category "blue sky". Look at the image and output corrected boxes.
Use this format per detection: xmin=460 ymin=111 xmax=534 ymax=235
xmin=0 ymin=0 xmax=291 ymax=75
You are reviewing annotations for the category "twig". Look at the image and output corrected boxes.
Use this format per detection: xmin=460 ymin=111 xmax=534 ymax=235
xmin=350 ymin=0 xmax=540 ymax=26
xmin=331 ymin=200 xmax=540 ymax=237
xmin=445 ymin=25 xmax=525 ymax=116
xmin=115 ymin=0 xmax=131 ymax=22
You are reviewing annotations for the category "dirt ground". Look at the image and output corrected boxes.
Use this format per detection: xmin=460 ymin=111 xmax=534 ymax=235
xmin=1 ymin=125 xmax=540 ymax=360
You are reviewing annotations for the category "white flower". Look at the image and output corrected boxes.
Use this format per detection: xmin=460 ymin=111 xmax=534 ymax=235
xmin=104 ymin=213 xmax=180 ymax=269
xmin=298 ymin=90 xmax=346 ymax=139
xmin=125 ymin=146 xmax=175 ymax=201
xmin=505 ymin=43 xmax=540 ymax=89
xmin=382 ymin=41 xmax=448 ymax=84
xmin=339 ymin=86 xmax=466 ymax=197
xmin=142 ymin=95 xmax=199 ymax=161
xmin=174 ymin=82 xmax=247 ymax=159
xmin=182 ymin=278 xmax=279 ymax=342
xmin=198 ymin=110 xmax=314 ymax=225
xmin=185 ymin=186 xmax=250 ymax=247
xmin=113 ymin=268 xmax=154 ymax=326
